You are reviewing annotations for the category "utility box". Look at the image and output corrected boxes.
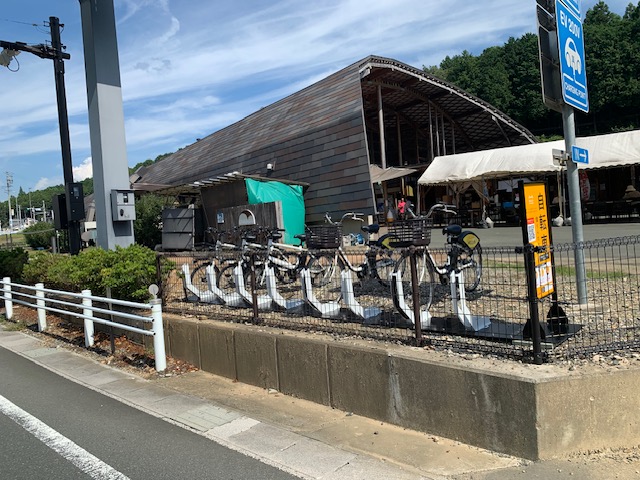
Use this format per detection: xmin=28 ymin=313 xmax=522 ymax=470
xmin=52 ymin=193 xmax=68 ymax=229
xmin=161 ymin=207 xmax=204 ymax=251
xmin=111 ymin=189 xmax=136 ymax=221
xmin=65 ymin=182 xmax=85 ymax=221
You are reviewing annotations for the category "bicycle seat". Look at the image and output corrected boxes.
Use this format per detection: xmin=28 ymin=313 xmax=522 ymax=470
xmin=294 ymin=233 xmax=307 ymax=243
xmin=443 ymin=224 xmax=462 ymax=237
xmin=269 ymin=231 xmax=283 ymax=241
xmin=361 ymin=224 xmax=380 ymax=234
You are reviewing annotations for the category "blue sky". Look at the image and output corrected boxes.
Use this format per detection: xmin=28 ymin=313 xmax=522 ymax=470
xmin=0 ymin=0 xmax=631 ymax=196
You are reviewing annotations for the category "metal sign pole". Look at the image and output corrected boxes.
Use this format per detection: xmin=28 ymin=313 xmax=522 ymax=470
xmin=562 ymin=106 xmax=588 ymax=304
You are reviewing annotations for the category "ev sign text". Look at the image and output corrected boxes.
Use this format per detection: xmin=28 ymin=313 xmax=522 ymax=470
xmin=556 ymin=0 xmax=589 ymax=112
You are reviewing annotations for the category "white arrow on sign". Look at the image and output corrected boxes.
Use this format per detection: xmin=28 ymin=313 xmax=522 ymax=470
xmin=571 ymin=145 xmax=589 ymax=164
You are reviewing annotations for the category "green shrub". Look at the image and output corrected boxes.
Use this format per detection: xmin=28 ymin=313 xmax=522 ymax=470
xmin=20 ymin=244 xmax=172 ymax=302
xmin=0 ymin=248 xmax=29 ymax=282
xmin=22 ymin=222 xmax=56 ymax=249
xmin=101 ymin=244 xmax=159 ymax=301
xmin=22 ymin=252 xmax=73 ymax=289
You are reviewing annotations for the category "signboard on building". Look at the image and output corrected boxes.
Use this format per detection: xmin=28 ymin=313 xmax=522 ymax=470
xmin=521 ymin=182 xmax=555 ymax=299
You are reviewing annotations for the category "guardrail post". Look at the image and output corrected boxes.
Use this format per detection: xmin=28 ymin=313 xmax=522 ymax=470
xmin=3 ymin=277 xmax=13 ymax=320
xmin=82 ymin=289 xmax=94 ymax=348
xmin=150 ymin=299 xmax=166 ymax=372
xmin=35 ymin=283 xmax=46 ymax=331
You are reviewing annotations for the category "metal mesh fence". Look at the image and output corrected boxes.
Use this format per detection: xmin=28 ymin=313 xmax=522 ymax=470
xmin=157 ymin=234 xmax=640 ymax=363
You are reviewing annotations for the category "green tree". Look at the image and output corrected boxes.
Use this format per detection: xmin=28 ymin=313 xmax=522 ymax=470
xmin=134 ymin=193 xmax=171 ymax=249
xmin=22 ymin=221 xmax=56 ymax=249
xmin=423 ymin=1 xmax=640 ymax=137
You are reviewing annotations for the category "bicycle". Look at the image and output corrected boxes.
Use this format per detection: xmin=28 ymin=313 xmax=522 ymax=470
xmin=189 ymin=227 xmax=240 ymax=292
xmin=392 ymin=203 xmax=483 ymax=310
xmin=215 ymin=225 xmax=316 ymax=294
xmin=305 ymin=212 xmax=401 ymax=293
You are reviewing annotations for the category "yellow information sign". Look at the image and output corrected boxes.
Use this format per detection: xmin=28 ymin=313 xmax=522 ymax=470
xmin=522 ymin=183 xmax=554 ymax=299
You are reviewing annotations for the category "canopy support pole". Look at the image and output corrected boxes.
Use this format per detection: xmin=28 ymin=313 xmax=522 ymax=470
xmin=378 ymin=85 xmax=387 ymax=169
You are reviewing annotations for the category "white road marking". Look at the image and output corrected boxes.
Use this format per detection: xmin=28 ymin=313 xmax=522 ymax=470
xmin=0 ymin=393 xmax=130 ymax=480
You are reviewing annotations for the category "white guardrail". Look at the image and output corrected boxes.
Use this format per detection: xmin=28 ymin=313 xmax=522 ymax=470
xmin=1 ymin=277 xmax=166 ymax=372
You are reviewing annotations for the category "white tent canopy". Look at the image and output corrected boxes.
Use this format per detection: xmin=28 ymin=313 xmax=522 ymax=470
xmin=418 ymin=130 xmax=640 ymax=185
xmin=369 ymin=165 xmax=416 ymax=183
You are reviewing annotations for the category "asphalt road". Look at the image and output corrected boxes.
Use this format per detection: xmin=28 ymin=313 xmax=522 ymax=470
xmin=0 ymin=346 xmax=299 ymax=480
xmin=455 ymin=222 xmax=640 ymax=248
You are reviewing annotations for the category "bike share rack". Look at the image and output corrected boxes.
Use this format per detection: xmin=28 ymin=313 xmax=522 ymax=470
xmin=204 ymin=264 xmax=249 ymax=307
xmin=300 ymin=268 xmax=341 ymax=318
xmin=449 ymin=269 xmax=491 ymax=331
xmin=264 ymin=266 xmax=305 ymax=312
xmin=181 ymin=263 xmax=248 ymax=307
xmin=389 ymin=269 xmax=491 ymax=331
xmin=231 ymin=264 xmax=273 ymax=310
xmin=389 ymin=271 xmax=432 ymax=328
xmin=181 ymin=264 xmax=223 ymax=304
xmin=339 ymin=270 xmax=382 ymax=323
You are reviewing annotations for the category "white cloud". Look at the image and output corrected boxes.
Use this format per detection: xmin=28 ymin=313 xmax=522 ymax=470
xmin=34 ymin=176 xmax=63 ymax=190
xmin=73 ymin=157 xmax=93 ymax=181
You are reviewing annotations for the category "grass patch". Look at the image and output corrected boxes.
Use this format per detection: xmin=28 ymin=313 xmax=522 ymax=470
xmin=0 ymin=317 xmax=27 ymax=331
xmin=485 ymin=260 xmax=630 ymax=280
xmin=485 ymin=260 xmax=525 ymax=270
xmin=554 ymin=265 xmax=629 ymax=280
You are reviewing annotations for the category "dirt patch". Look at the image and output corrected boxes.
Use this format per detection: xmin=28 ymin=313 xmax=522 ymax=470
xmin=3 ymin=305 xmax=198 ymax=379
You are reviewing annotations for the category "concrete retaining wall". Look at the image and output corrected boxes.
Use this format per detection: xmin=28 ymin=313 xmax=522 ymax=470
xmin=164 ymin=315 xmax=640 ymax=460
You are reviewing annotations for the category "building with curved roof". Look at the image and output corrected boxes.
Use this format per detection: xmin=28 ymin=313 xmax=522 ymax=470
xmin=134 ymin=55 xmax=536 ymax=223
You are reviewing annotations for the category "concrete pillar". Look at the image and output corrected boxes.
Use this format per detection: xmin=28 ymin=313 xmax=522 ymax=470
xmin=78 ymin=0 xmax=134 ymax=249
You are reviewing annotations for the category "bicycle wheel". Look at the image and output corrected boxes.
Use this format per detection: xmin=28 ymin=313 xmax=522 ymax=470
xmin=269 ymin=249 xmax=299 ymax=284
xmin=217 ymin=263 xmax=239 ymax=292
xmin=244 ymin=259 xmax=266 ymax=292
xmin=459 ymin=243 xmax=482 ymax=292
xmin=307 ymin=252 xmax=336 ymax=287
xmin=306 ymin=252 xmax=342 ymax=302
xmin=373 ymin=249 xmax=401 ymax=286
xmin=190 ymin=262 xmax=211 ymax=292
xmin=393 ymin=250 xmax=435 ymax=311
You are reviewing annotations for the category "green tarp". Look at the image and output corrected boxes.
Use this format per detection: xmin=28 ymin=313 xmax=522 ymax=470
xmin=245 ymin=179 xmax=305 ymax=244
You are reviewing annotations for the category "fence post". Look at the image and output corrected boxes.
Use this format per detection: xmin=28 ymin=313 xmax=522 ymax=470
xmin=150 ymin=299 xmax=167 ymax=372
xmin=35 ymin=283 xmax=46 ymax=331
xmin=3 ymin=277 xmax=13 ymax=320
xmin=82 ymin=289 xmax=94 ymax=348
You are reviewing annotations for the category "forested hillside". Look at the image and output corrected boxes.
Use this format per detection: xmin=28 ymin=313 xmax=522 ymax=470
xmin=424 ymin=1 xmax=640 ymax=138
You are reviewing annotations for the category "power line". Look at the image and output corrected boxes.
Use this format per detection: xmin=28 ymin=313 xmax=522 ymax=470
xmin=0 ymin=18 xmax=39 ymax=27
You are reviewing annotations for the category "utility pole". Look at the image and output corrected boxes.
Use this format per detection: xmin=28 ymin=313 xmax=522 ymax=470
xmin=5 ymin=172 xmax=12 ymax=231
xmin=0 ymin=18 xmax=84 ymax=254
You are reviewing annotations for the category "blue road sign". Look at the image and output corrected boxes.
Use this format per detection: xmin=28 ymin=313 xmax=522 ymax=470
xmin=556 ymin=0 xmax=589 ymax=112
xmin=572 ymin=145 xmax=589 ymax=164
xmin=560 ymin=0 xmax=581 ymax=17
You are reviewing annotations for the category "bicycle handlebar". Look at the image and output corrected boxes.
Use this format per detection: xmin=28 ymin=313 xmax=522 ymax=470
xmin=325 ymin=212 xmax=365 ymax=225
xmin=425 ymin=203 xmax=458 ymax=217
